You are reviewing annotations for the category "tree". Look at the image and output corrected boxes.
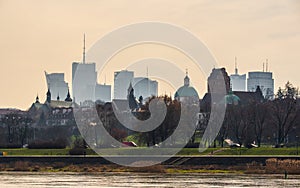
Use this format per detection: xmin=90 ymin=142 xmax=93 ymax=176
xmin=271 ymin=82 xmax=299 ymax=146
xmin=1 ymin=113 xmax=33 ymax=147
xmin=240 ymin=101 xmax=269 ymax=147
xmin=252 ymin=102 xmax=268 ymax=147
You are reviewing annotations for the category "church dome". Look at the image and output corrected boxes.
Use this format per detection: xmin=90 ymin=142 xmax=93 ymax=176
xmin=174 ymin=70 xmax=199 ymax=99
xmin=224 ymin=91 xmax=240 ymax=105
xmin=175 ymin=86 xmax=199 ymax=98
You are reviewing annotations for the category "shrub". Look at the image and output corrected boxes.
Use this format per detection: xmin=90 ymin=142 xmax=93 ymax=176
xmin=13 ymin=161 xmax=30 ymax=171
xmin=266 ymin=158 xmax=300 ymax=174
xmin=69 ymin=148 xmax=86 ymax=155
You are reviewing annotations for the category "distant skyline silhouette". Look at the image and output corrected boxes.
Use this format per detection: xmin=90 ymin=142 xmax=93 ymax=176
xmin=1 ymin=0 xmax=300 ymax=109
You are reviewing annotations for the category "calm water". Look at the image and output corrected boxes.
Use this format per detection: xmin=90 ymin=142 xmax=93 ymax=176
xmin=0 ymin=172 xmax=299 ymax=188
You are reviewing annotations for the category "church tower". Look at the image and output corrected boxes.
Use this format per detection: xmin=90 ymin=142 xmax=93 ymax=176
xmin=46 ymin=89 xmax=51 ymax=103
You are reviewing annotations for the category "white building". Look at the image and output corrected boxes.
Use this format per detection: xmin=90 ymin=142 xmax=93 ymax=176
xmin=114 ymin=70 xmax=134 ymax=99
xmin=230 ymin=66 xmax=246 ymax=91
xmin=45 ymin=72 xmax=69 ymax=100
xmin=247 ymin=71 xmax=274 ymax=99
xmin=132 ymin=77 xmax=158 ymax=100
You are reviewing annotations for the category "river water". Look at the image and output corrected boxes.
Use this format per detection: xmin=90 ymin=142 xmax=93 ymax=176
xmin=0 ymin=172 xmax=299 ymax=187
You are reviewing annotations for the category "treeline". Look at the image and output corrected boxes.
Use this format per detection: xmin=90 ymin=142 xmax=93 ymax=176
xmin=201 ymin=81 xmax=300 ymax=148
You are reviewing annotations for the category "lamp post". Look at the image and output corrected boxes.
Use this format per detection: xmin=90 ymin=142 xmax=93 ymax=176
xmin=296 ymin=136 xmax=299 ymax=155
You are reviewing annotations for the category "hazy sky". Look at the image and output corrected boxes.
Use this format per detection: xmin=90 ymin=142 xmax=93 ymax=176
xmin=1 ymin=0 xmax=300 ymax=110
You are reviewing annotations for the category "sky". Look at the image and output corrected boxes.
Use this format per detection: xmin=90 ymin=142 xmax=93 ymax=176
xmin=1 ymin=0 xmax=300 ymax=110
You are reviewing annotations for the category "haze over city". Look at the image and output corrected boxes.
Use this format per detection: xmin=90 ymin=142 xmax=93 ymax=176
xmin=1 ymin=0 xmax=300 ymax=109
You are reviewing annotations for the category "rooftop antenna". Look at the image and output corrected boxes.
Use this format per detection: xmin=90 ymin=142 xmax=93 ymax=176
xmin=83 ymin=34 xmax=86 ymax=64
xmin=263 ymin=62 xmax=265 ymax=72
xmin=266 ymin=59 xmax=269 ymax=72
xmin=146 ymin=66 xmax=149 ymax=78
xmin=235 ymin=57 xmax=238 ymax=74
xmin=104 ymin=75 xmax=106 ymax=85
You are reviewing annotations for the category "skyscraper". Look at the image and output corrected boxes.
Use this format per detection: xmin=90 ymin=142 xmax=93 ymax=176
xmin=72 ymin=35 xmax=111 ymax=103
xmin=132 ymin=77 xmax=158 ymax=100
xmin=230 ymin=58 xmax=246 ymax=91
xmin=72 ymin=62 xmax=97 ymax=103
xmin=45 ymin=72 xmax=69 ymax=100
xmin=114 ymin=70 xmax=134 ymax=99
xmin=247 ymin=71 xmax=274 ymax=99
xmin=95 ymin=84 xmax=111 ymax=102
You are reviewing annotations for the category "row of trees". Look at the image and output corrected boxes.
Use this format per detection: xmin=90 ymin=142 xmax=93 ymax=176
xmin=201 ymin=82 xmax=300 ymax=148
xmin=1 ymin=82 xmax=299 ymax=149
xmin=93 ymin=82 xmax=300 ymax=148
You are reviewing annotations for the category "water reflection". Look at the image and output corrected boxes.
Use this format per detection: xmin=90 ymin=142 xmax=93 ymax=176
xmin=0 ymin=172 xmax=299 ymax=188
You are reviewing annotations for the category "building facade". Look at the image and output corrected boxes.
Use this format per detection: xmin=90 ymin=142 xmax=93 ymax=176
xmin=247 ymin=71 xmax=274 ymax=99
xmin=230 ymin=65 xmax=246 ymax=92
xmin=72 ymin=62 xmax=97 ymax=103
xmin=132 ymin=77 xmax=158 ymax=100
xmin=45 ymin=72 xmax=69 ymax=100
xmin=114 ymin=70 xmax=134 ymax=100
xmin=95 ymin=84 xmax=111 ymax=102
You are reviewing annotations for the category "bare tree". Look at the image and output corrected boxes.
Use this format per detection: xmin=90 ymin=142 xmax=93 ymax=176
xmin=271 ymin=82 xmax=299 ymax=146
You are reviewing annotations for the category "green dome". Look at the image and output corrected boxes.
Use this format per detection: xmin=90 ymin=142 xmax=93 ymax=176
xmin=224 ymin=93 xmax=240 ymax=105
xmin=175 ymin=85 xmax=199 ymax=98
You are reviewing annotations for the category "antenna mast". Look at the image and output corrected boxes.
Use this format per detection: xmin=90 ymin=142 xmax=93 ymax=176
xmin=83 ymin=34 xmax=86 ymax=64
xmin=235 ymin=57 xmax=238 ymax=74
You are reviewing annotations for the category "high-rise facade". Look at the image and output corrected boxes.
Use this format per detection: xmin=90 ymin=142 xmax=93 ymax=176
xmin=113 ymin=70 xmax=134 ymax=99
xmin=72 ymin=35 xmax=111 ymax=104
xmin=45 ymin=72 xmax=69 ymax=100
xmin=247 ymin=71 xmax=274 ymax=99
xmin=95 ymin=84 xmax=111 ymax=102
xmin=72 ymin=62 xmax=97 ymax=103
xmin=230 ymin=66 xmax=246 ymax=91
xmin=132 ymin=77 xmax=158 ymax=100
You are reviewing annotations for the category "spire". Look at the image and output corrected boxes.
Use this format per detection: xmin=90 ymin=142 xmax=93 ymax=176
xmin=83 ymin=34 xmax=86 ymax=64
xmin=46 ymin=88 xmax=51 ymax=103
xmin=184 ymin=69 xmax=190 ymax=86
xmin=266 ymin=58 xmax=269 ymax=72
xmin=128 ymin=82 xmax=133 ymax=94
xmin=235 ymin=57 xmax=238 ymax=74
xmin=35 ymin=94 xmax=40 ymax=103
xmin=65 ymin=88 xmax=72 ymax=102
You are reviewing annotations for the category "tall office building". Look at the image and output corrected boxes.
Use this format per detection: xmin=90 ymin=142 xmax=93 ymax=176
xmin=72 ymin=35 xmax=111 ymax=103
xmin=132 ymin=77 xmax=158 ymax=100
xmin=95 ymin=84 xmax=111 ymax=102
xmin=247 ymin=71 xmax=274 ymax=99
xmin=45 ymin=72 xmax=69 ymax=100
xmin=113 ymin=70 xmax=134 ymax=99
xmin=72 ymin=62 xmax=97 ymax=103
xmin=230 ymin=59 xmax=246 ymax=91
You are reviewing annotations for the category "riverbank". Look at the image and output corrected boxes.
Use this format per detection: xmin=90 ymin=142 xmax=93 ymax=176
xmin=1 ymin=147 xmax=299 ymax=156
xmin=0 ymin=157 xmax=299 ymax=175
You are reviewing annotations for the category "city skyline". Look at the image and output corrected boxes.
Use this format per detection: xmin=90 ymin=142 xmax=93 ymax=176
xmin=1 ymin=0 xmax=300 ymax=109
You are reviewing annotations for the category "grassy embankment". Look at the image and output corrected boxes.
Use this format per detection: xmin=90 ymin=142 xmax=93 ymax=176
xmin=0 ymin=147 xmax=299 ymax=156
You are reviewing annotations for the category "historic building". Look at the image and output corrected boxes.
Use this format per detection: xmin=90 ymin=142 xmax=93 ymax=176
xmin=174 ymin=70 xmax=199 ymax=103
xmin=201 ymin=68 xmax=264 ymax=112
xmin=28 ymin=88 xmax=75 ymax=126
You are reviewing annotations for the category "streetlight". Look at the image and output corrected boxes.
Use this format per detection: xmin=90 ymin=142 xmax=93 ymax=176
xmin=296 ymin=136 xmax=299 ymax=155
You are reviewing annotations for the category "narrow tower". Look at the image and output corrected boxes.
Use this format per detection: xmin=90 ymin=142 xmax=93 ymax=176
xmin=235 ymin=57 xmax=238 ymax=75
xmin=83 ymin=34 xmax=86 ymax=64
xmin=46 ymin=89 xmax=51 ymax=103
